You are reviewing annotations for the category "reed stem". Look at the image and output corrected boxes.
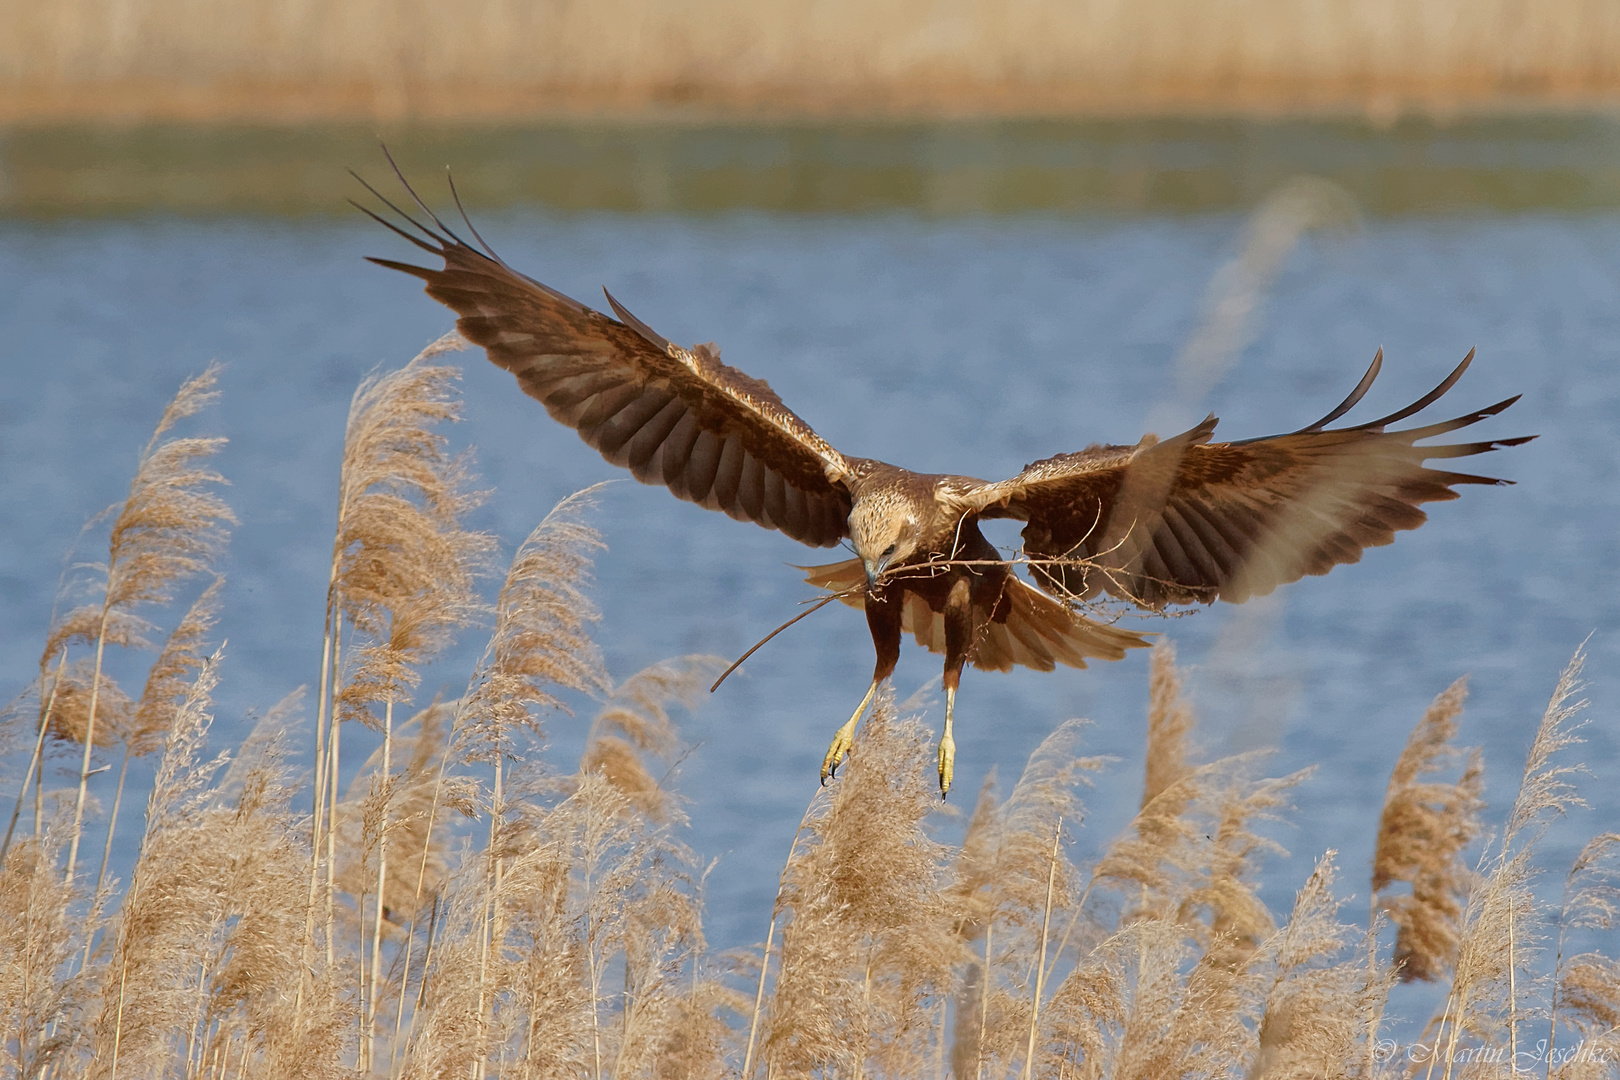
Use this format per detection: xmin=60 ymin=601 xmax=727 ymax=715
xmin=1 ymin=649 xmax=68 ymax=864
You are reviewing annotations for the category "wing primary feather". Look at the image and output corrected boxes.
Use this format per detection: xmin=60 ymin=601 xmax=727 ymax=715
xmin=711 ymin=438 xmax=745 ymax=508
xmin=364 ymin=256 xmax=437 ymax=281
xmin=1423 ymin=468 xmax=1516 ymax=488
xmin=379 ymin=143 xmax=472 ymax=248
xmin=1399 ymin=395 xmax=1524 ymax=441
xmin=1296 ymin=348 xmax=1382 ymax=433
xmin=660 ymin=411 xmax=703 ymax=490
xmin=1418 ymin=434 xmax=1537 ymax=458
xmin=685 ymin=430 xmax=723 ymax=501
xmin=348 ymin=173 xmax=446 ymax=250
xmin=1361 ymin=348 xmax=1476 ymax=430
xmin=603 ymin=289 xmax=673 ymax=351
xmin=445 ymin=169 xmax=503 ymax=262
xmin=363 ymin=165 xmax=588 ymax=315
xmin=351 ymin=200 xmax=443 ymax=255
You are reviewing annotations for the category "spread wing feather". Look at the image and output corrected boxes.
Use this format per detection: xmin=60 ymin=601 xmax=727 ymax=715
xmin=360 ymin=173 xmax=853 ymax=548
xmin=971 ymin=351 xmax=1534 ymax=607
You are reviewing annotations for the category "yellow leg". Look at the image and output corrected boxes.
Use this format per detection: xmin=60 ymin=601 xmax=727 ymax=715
xmin=822 ymin=679 xmax=878 ymax=784
xmin=938 ymin=686 xmax=957 ymax=797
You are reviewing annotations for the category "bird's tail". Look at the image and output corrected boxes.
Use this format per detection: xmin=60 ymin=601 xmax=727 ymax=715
xmin=799 ymin=560 xmax=1150 ymax=673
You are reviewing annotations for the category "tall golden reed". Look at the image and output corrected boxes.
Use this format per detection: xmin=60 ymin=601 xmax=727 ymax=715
xmin=1 ymin=345 xmax=1616 ymax=1079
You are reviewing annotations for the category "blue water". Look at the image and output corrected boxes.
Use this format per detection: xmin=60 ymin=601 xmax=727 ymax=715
xmin=1 ymin=210 xmax=1616 ymax=974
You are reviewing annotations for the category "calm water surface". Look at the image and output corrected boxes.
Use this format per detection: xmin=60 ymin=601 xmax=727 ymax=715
xmin=1 ymin=209 xmax=1617 ymax=978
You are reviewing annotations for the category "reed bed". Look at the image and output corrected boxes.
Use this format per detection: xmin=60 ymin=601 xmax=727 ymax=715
xmin=2 ymin=0 xmax=1620 ymax=123
xmin=2 ymin=342 xmax=1617 ymax=1079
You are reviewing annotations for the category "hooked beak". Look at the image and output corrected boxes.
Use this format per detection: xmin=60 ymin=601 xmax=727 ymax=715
xmin=863 ymin=555 xmax=890 ymax=588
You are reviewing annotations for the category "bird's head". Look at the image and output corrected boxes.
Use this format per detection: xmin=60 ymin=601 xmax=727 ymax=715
xmin=848 ymin=500 xmax=921 ymax=588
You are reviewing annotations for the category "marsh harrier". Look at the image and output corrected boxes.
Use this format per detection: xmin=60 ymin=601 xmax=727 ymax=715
xmin=360 ymin=172 xmax=1531 ymax=795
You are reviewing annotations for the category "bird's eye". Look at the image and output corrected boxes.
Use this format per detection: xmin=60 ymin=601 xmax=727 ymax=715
xmin=881 ymin=542 xmax=897 ymax=558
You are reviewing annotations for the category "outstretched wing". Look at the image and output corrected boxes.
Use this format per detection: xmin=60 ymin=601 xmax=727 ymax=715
xmin=971 ymin=351 xmax=1533 ymax=608
xmin=358 ymin=171 xmax=853 ymax=548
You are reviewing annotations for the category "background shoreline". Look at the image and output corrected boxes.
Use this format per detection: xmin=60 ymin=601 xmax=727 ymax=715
xmin=8 ymin=113 xmax=1620 ymax=218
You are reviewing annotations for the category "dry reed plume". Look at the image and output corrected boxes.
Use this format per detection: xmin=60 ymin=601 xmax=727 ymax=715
xmin=2 ymin=345 xmax=1616 ymax=1078
xmin=2 ymin=0 xmax=1620 ymax=122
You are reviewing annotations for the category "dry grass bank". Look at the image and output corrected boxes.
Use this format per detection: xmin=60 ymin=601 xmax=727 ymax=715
xmin=2 ymin=0 xmax=1620 ymax=124
xmin=3 ymin=341 xmax=1618 ymax=1077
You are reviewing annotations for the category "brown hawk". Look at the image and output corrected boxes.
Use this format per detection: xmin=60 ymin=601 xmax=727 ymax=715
xmin=360 ymin=169 xmax=1531 ymax=795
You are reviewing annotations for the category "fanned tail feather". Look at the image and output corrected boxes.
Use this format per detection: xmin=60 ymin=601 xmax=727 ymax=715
xmin=799 ymin=560 xmax=1149 ymax=673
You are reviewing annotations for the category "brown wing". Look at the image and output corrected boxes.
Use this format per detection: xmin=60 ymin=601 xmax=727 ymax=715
xmin=358 ymin=174 xmax=853 ymax=548
xmin=972 ymin=351 xmax=1534 ymax=608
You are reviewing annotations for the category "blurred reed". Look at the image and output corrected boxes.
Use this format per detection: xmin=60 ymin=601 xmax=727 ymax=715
xmin=1 ymin=0 xmax=1619 ymax=124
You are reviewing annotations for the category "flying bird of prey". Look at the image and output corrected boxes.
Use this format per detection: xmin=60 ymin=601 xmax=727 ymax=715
xmin=358 ymin=171 xmax=1531 ymax=796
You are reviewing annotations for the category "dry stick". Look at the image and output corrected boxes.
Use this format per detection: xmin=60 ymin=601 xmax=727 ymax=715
xmin=1 ymin=648 xmax=69 ymax=863
xmin=726 ymin=550 xmax=1134 ymax=700
xmin=1021 ymin=818 xmax=1063 ymax=1080
xmin=710 ymin=593 xmax=842 ymax=693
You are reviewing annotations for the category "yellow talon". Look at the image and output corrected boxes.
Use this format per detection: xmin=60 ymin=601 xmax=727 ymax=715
xmin=822 ymin=680 xmax=878 ymax=784
xmin=938 ymin=731 xmax=956 ymax=797
xmin=821 ymin=718 xmax=857 ymax=784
